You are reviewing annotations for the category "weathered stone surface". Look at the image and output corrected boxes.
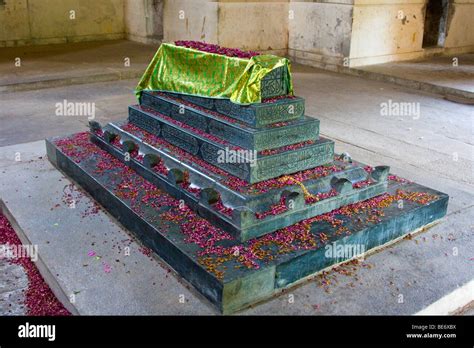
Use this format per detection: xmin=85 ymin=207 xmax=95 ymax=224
xmin=0 ymin=288 xmax=27 ymax=316
xmin=138 ymin=92 xmax=319 ymax=151
xmin=0 ymin=259 xmax=28 ymax=315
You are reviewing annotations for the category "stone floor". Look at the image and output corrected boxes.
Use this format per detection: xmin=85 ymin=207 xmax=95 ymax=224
xmin=0 ymin=40 xmax=472 ymax=315
xmin=350 ymin=54 xmax=474 ymax=102
xmin=0 ymin=255 xmax=28 ymax=315
xmin=0 ymin=40 xmax=157 ymax=93
xmin=0 ymin=79 xmax=137 ymax=146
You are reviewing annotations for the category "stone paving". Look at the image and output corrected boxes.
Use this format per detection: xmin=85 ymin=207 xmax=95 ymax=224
xmin=0 ymin=40 xmax=156 ymax=94
xmin=349 ymin=54 xmax=474 ymax=102
xmin=0 ymin=249 xmax=28 ymax=315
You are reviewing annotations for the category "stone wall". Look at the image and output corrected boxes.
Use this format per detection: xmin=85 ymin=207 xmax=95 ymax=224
xmin=163 ymin=0 xmax=288 ymax=55
xmin=163 ymin=0 xmax=219 ymax=44
xmin=444 ymin=0 xmax=474 ymax=50
xmin=349 ymin=0 xmax=427 ymax=66
xmin=124 ymin=0 xmax=163 ymax=45
xmin=0 ymin=0 xmax=124 ymax=47
xmin=288 ymin=0 xmax=474 ymax=68
xmin=217 ymin=0 xmax=288 ymax=55
xmin=0 ymin=0 xmax=472 ymax=65
xmin=288 ymin=0 xmax=353 ymax=70
xmin=349 ymin=0 xmax=474 ymax=66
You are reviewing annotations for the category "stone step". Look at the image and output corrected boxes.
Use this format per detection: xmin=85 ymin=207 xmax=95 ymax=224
xmin=138 ymin=92 xmax=319 ymax=151
xmin=126 ymin=106 xmax=334 ymax=183
xmin=147 ymin=91 xmax=305 ymax=127
xmin=89 ymin=122 xmax=389 ymax=241
xmin=96 ymin=118 xmax=378 ymax=212
xmin=46 ymin=133 xmax=449 ymax=314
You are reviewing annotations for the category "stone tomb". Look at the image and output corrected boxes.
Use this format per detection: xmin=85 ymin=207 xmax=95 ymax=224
xmin=46 ymin=69 xmax=448 ymax=313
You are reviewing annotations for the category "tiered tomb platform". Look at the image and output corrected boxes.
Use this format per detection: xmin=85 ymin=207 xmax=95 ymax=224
xmin=94 ymin=88 xmax=391 ymax=242
xmin=43 ymin=41 xmax=449 ymax=314
xmin=46 ymin=132 xmax=449 ymax=314
xmin=123 ymin=108 xmax=332 ymax=183
xmin=89 ymin=120 xmax=389 ymax=241
xmin=136 ymin=92 xmax=316 ymax=152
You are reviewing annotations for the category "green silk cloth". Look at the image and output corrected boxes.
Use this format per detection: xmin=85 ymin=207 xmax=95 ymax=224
xmin=135 ymin=43 xmax=293 ymax=104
